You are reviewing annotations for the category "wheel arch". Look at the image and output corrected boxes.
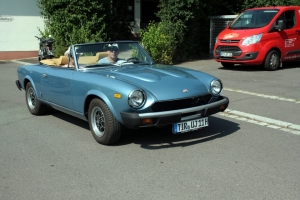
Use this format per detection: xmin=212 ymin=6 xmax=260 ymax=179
xmin=23 ymin=77 xmax=37 ymax=92
xmin=260 ymin=38 xmax=283 ymax=61
xmin=264 ymin=47 xmax=282 ymax=61
xmin=84 ymin=94 xmax=100 ymax=119
xmin=83 ymin=92 xmax=122 ymax=123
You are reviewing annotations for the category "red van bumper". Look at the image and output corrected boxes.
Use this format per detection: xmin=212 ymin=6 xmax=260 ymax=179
xmin=213 ymin=43 xmax=268 ymax=66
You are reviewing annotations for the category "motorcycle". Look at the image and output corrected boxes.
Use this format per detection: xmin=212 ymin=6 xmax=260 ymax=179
xmin=35 ymin=35 xmax=55 ymax=61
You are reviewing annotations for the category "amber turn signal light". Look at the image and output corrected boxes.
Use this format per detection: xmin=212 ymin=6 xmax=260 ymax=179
xmin=142 ymin=118 xmax=153 ymax=125
xmin=220 ymin=104 xmax=226 ymax=111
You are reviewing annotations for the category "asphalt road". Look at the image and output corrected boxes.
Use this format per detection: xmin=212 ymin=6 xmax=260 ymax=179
xmin=1 ymin=58 xmax=300 ymax=200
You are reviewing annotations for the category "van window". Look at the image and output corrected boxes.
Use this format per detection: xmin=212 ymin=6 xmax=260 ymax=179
xmin=230 ymin=9 xmax=278 ymax=29
xmin=274 ymin=10 xmax=296 ymax=30
xmin=285 ymin=10 xmax=296 ymax=29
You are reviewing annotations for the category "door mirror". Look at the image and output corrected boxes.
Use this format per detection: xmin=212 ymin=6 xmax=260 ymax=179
xmin=275 ymin=20 xmax=284 ymax=30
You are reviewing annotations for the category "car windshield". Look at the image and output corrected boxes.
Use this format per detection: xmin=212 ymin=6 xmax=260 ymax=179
xmin=71 ymin=41 xmax=154 ymax=68
xmin=229 ymin=9 xmax=278 ymax=29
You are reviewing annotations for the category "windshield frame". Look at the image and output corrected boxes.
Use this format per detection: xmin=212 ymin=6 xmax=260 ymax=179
xmin=69 ymin=41 xmax=154 ymax=69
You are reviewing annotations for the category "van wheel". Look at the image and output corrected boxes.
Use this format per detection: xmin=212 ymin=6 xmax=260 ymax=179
xmin=264 ymin=50 xmax=281 ymax=71
xmin=221 ymin=62 xmax=234 ymax=68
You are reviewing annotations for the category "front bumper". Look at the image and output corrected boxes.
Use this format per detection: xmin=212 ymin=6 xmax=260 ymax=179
xmin=121 ymin=96 xmax=229 ymax=129
xmin=214 ymin=52 xmax=259 ymax=61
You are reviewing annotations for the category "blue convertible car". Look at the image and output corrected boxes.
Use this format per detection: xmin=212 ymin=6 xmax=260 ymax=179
xmin=15 ymin=41 xmax=229 ymax=145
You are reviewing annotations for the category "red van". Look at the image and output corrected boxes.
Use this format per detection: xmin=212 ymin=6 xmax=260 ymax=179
xmin=214 ymin=6 xmax=300 ymax=70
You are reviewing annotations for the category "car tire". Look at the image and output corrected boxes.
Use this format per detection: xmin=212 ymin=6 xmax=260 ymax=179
xmin=88 ymin=98 xmax=121 ymax=145
xmin=25 ymin=82 xmax=48 ymax=115
xmin=221 ymin=62 xmax=234 ymax=68
xmin=263 ymin=50 xmax=281 ymax=71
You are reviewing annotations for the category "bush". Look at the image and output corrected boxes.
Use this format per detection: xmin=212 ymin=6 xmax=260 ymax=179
xmin=37 ymin=0 xmax=131 ymax=57
xmin=141 ymin=0 xmax=212 ymax=64
xmin=140 ymin=22 xmax=175 ymax=64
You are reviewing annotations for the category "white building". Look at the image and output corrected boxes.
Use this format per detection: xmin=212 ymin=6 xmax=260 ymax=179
xmin=0 ymin=0 xmax=159 ymax=60
xmin=0 ymin=0 xmax=46 ymax=60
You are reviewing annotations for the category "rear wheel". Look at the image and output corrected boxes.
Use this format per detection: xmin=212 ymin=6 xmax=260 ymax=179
xmin=221 ymin=62 xmax=234 ymax=68
xmin=25 ymin=82 xmax=47 ymax=115
xmin=88 ymin=99 xmax=121 ymax=145
xmin=263 ymin=50 xmax=281 ymax=71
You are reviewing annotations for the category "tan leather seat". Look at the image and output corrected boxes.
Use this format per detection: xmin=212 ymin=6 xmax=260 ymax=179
xmin=78 ymin=52 xmax=107 ymax=64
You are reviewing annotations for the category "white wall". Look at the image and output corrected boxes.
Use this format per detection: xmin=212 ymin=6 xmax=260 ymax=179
xmin=0 ymin=0 xmax=141 ymax=52
xmin=0 ymin=0 xmax=45 ymax=51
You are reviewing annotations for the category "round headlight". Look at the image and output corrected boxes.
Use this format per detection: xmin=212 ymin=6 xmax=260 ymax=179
xmin=211 ymin=80 xmax=222 ymax=95
xmin=128 ymin=90 xmax=146 ymax=108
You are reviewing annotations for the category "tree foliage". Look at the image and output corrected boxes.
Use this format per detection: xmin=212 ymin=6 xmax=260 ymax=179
xmin=38 ymin=0 xmax=300 ymax=62
xmin=37 ymin=0 xmax=131 ymax=56
xmin=140 ymin=22 xmax=175 ymax=64
xmin=140 ymin=0 xmax=299 ymax=64
xmin=140 ymin=0 xmax=244 ymax=64
xmin=156 ymin=0 xmax=205 ymax=63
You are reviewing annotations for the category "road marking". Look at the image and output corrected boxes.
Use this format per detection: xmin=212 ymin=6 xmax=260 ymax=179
xmin=219 ymin=109 xmax=300 ymax=135
xmin=225 ymin=88 xmax=300 ymax=104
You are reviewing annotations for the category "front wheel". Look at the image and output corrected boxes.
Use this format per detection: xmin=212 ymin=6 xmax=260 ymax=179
xmin=221 ymin=62 xmax=234 ymax=68
xmin=25 ymin=82 xmax=47 ymax=115
xmin=263 ymin=50 xmax=281 ymax=71
xmin=88 ymin=99 xmax=121 ymax=145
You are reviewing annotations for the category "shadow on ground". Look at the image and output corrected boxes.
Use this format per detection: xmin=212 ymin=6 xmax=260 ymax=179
xmin=50 ymin=109 xmax=240 ymax=149
xmin=118 ymin=116 xmax=239 ymax=149
xmin=218 ymin=61 xmax=300 ymax=72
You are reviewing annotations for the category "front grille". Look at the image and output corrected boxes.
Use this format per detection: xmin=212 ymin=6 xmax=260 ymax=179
xmin=216 ymin=46 xmax=241 ymax=52
xmin=151 ymin=94 xmax=212 ymax=112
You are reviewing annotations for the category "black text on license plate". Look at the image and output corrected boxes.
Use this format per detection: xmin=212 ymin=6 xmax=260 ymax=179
xmin=220 ymin=52 xmax=232 ymax=57
xmin=173 ymin=117 xmax=208 ymax=134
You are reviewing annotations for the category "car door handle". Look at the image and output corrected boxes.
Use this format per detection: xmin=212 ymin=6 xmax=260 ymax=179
xmin=42 ymin=73 xmax=48 ymax=78
xmin=296 ymin=30 xmax=300 ymax=34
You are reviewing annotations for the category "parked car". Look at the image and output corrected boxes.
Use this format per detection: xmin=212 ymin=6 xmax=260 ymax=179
xmin=214 ymin=6 xmax=300 ymax=70
xmin=15 ymin=41 xmax=229 ymax=145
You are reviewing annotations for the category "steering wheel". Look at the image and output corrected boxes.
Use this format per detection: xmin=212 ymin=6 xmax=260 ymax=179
xmin=126 ymin=57 xmax=140 ymax=62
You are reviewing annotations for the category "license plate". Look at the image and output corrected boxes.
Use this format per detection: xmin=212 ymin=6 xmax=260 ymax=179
xmin=173 ymin=117 xmax=208 ymax=134
xmin=220 ymin=52 xmax=232 ymax=57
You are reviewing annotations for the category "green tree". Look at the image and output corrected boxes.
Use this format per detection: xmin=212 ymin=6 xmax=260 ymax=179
xmin=140 ymin=22 xmax=175 ymax=64
xmin=37 ymin=0 xmax=131 ymax=56
xmin=141 ymin=0 xmax=244 ymax=64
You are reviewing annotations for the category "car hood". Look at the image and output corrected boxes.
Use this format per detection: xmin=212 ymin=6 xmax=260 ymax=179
xmin=219 ymin=28 xmax=265 ymax=40
xmin=97 ymin=64 xmax=213 ymax=100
